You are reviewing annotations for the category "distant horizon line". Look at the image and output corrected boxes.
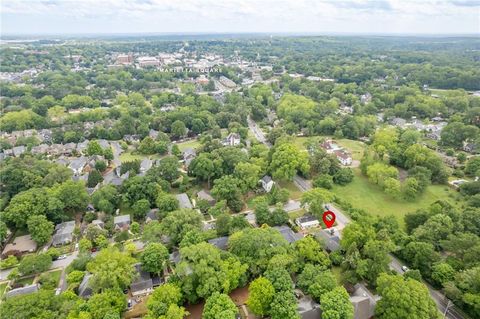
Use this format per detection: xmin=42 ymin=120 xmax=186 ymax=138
xmin=1 ymin=31 xmax=479 ymax=39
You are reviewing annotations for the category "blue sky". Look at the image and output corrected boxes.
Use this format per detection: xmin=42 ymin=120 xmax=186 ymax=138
xmin=1 ymin=0 xmax=479 ymax=35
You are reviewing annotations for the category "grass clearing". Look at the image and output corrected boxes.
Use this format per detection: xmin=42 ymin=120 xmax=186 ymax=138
xmin=40 ymin=269 xmax=62 ymax=286
xmin=120 ymin=151 xmax=146 ymax=162
xmin=176 ymin=139 xmax=201 ymax=152
xmin=288 ymin=209 xmax=306 ymax=220
xmin=292 ymin=136 xmax=365 ymax=160
xmin=331 ymin=168 xmax=459 ymax=227
xmin=16 ymin=276 xmax=34 ymax=286
xmin=278 ymin=180 xmax=303 ymax=200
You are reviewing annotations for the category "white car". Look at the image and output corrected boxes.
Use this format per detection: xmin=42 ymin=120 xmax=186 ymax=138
xmin=57 ymin=254 xmax=67 ymax=260
xmin=401 ymin=265 xmax=409 ymax=272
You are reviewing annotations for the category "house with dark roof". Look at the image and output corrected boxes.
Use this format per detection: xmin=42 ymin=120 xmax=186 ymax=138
xmin=139 ymin=158 xmax=153 ymax=174
xmin=176 ymin=193 xmax=193 ymax=209
xmin=316 ymin=229 xmax=341 ymax=252
xmin=273 ymin=226 xmax=302 ymax=243
xmin=295 ymin=215 xmax=319 ymax=229
xmin=296 ymin=290 xmax=322 ymax=319
xmin=5 ymin=284 xmax=39 ymax=299
xmin=52 ymin=221 xmax=75 ymax=247
xmin=12 ymin=145 xmax=26 ymax=157
xmin=208 ymin=236 xmax=229 ymax=250
xmin=69 ymin=157 xmax=87 ymax=176
xmin=113 ymin=215 xmax=131 ymax=231
xmin=131 ymin=263 xmax=154 ymax=297
xmin=78 ymin=273 xmax=93 ymax=298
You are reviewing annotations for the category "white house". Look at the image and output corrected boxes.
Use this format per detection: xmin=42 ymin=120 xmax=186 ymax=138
xmin=222 ymin=133 xmax=241 ymax=146
xmin=334 ymin=150 xmax=353 ymax=166
xmin=260 ymin=175 xmax=275 ymax=192
xmin=295 ymin=215 xmax=320 ymax=229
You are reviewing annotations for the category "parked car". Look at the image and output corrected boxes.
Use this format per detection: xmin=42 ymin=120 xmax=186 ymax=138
xmin=401 ymin=265 xmax=409 ymax=272
xmin=57 ymin=254 xmax=67 ymax=260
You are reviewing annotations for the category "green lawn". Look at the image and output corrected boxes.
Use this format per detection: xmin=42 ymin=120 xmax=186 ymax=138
xmin=40 ymin=269 xmax=62 ymax=287
xmin=288 ymin=208 xmax=306 ymax=220
xmin=16 ymin=276 xmax=35 ymax=286
xmin=331 ymin=169 xmax=459 ymax=227
xmin=176 ymin=139 xmax=201 ymax=152
xmin=119 ymin=151 xmax=147 ymax=162
xmin=0 ymin=282 xmax=8 ymax=299
xmin=278 ymin=180 xmax=303 ymax=200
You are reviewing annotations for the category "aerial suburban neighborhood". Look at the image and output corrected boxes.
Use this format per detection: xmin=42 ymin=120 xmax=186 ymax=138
xmin=0 ymin=2 xmax=479 ymax=319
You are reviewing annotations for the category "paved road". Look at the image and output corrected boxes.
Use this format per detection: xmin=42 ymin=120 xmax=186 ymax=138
xmin=247 ymin=117 xmax=466 ymax=319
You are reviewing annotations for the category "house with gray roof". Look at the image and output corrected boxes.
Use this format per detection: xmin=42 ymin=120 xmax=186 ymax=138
xmin=76 ymin=140 xmax=89 ymax=154
xmin=183 ymin=148 xmax=196 ymax=167
xmin=296 ymin=290 xmax=322 ymax=319
xmin=130 ymin=263 xmax=154 ymax=297
xmin=31 ymin=144 xmax=49 ymax=155
xmin=208 ymin=236 xmax=229 ymax=250
xmin=146 ymin=209 xmax=159 ymax=223
xmin=114 ymin=214 xmax=131 ymax=231
xmin=69 ymin=156 xmax=87 ymax=176
xmin=176 ymin=193 xmax=193 ymax=209
xmin=350 ymin=283 xmax=380 ymax=319
xmin=197 ymin=190 xmax=216 ymax=205
xmin=140 ymin=158 xmax=153 ymax=174
xmin=78 ymin=273 xmax=93 ymax=298
xmin=260 ymin=175 xmax=275 ymax=192
xmin=12 ymin=145 xmax=26 ymax=157
xmin=52 ymin=221 xmax=75 ymax=247
xmin=5 ymin=284 xmax=39 ymax=299
xmin=273 ymin=226 xmax=303 ymax=243
xmin=316 ymin=229 xmax=341 ymax=252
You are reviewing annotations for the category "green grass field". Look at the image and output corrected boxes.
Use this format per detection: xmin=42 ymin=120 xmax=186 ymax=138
xmin=331 ymin=169 xmax=459 ymax=227
xmin=16 ymin=276 xmax=34 ymax=286
xmin=40 ymin=269 xmax=62 ymax=287
xmin=176 ymin=139 xmax=201 ymax=152
xmin=278 ymin=180 xmax=303 ymax=200
xmin=119 ymin=151 xmax=147 ymax=162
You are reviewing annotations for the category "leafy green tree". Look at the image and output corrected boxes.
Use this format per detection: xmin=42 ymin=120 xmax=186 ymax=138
xmin=79 ymin=238 xmax=93 ymax=252
xmin=141 ymin=243 xmax=169 ymax=275
xmin=132 ymin=199 xmax=150 ymax=220
xmin=86 ymin=248 xmax=136 ymax=292
xmin=202 ymin=292 xmax=238 ymax=319
xmin=161 ymin=209 xmax=203 ymax=246
xmin=53 ymin=180 xmax=89 ymax=213
xmin=313 ymin=174 xmax=333 ymax=189
xmin=309 ymin=270 xmax=338 ymax=302
xmin=301 ymin=188 xmax=334 ymax=218
xmin=431 ymin=262 xmax=455 ymax=287
xmin=465 ymin=157 xmax=480 ymax=176
xmin=269 ymin=290 xmax=300 ymax=319
xmin=87 ymin=170 xmax=103 ymax=188
xmin=27 ymin=215 xmax=54 ymax=245
xmin=234 ymin=162 xmax=262 ymax=193
xmin=228 ymin=227 xmax=290 ymax=276
xmin=171 ymin=120 xmax=187 ymax=138
xmin=211 ymin=175 xmax=244 ymax=212
xmin=265 ymin=266 xmax=293 ymax=292
xmin=333 ymin=168 xmax=354 ymax=185
xmin=155 ymin=156 xmax=180 ymax=182
xmin=321 ymin=287 xmax=354 ymax=319
xmin=18 ymin=254 xmax=52 ymax=275
xmin=3 ymin=187 xmax=51 ymax=228
xmin=247 ymin=277 xmax=275 ymax=316
xmin=295 ymin=236 xmax=331 ymax=268
xmin=95 ymin=160 xmax=107 ymax=172
xmin=84 ymin=289 xmax=127 ymax=319
xmin=270 ymin=142 xmax=310 ymax=180
xmin=375 ymin=274 xmax=440 ymax=319
xmin=146 ymin=283 xmax=183 ymax=318
xmin=86 ymin=140 xmax=103 ymax=156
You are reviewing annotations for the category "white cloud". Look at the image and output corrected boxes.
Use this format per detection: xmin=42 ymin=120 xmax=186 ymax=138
xmin=1 ymin=0 xmax=478 ymax=34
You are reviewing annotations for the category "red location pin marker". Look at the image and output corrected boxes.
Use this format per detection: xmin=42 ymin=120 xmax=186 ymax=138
xmin=322 ymin=210 xmax=336 ymax=228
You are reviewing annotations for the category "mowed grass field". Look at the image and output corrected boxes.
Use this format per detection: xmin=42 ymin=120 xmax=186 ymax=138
xmin=331 ymin=168 xmax=459 ymax=227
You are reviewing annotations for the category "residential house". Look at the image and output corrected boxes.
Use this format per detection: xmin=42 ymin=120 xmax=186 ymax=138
xmin=78 ymin=274 xmax=93 ymax=298
xmin=208 ymin=236 xmax=229 ymax=250
xmin=426 ymin=131 xmax=441 ymax=141
xmin=320 ymin=140 xmax=342 ymax=154
xmin=273 ymin=226 xmax=303 ymax=244
xmin=350 ymin=283 xmax=380 ymax=319
xmin=260 ymin=175 xmax=275 ymax=193
xmin=123 ymin=135 xmax=141 ymax=144
xmin=390 ymin=117 xmax=407 ymax=128
xmin=463 ymin=141 xmax=477 ymax=154
xmin=69 ymin=157 xmax=87 ymax=176
xmin=38 ymin=129 xmax=52 ymax=143
xmin=12 ymin=145 xmax=25 ymax=157
xmin=197 ymin=190 xmax=216 ymax=205
xmin=130 ymin=263 xmax=154 ymax=297
xmin=183 ymin=148 xmax=196 ymax=168
xmin=316 ymin=229 xmax=341 ymax=252
xmin=176 ymin=193 xmax=193 ymax=209
xmin=295 ymin=215 xmax=320 ymax=230
xmin=296 ymin=290 xmax=322 ymax=319
xmin=140 ymin=158 xmax=153 ymax=175
xmin=146 ymin=209 xmax=159 ymax=223
xmin=90 ymin=220 xmax=105 ymax=229
xmin=114 ymin=215 xmax=131 ymax=231
xmin=76 ymin=140 xmax=89 ymax=155
xmin=5 ymin=284 xmax=40 ymax=299
xmin=2 ymin=235 xmax=37 ymax=256
xmin=334 ymin=150 xmax=353 ymax=166
xmin=64 ymin=143 xmax=76 ymax=156
xmin=222 ymin=133 xmax=241 ymax=146
xmin=52 ymin=221 xmax=75 ymax=247
xmin=31 ymin=144 xmax=49 ymax=155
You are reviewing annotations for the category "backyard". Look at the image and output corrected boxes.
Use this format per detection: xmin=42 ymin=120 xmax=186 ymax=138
xmin=292 ymin=136 xmax=365 ymax=160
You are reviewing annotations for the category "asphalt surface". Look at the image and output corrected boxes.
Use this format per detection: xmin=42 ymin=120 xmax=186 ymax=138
xmin=247 ymin=118 xmax=466 ymax=319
